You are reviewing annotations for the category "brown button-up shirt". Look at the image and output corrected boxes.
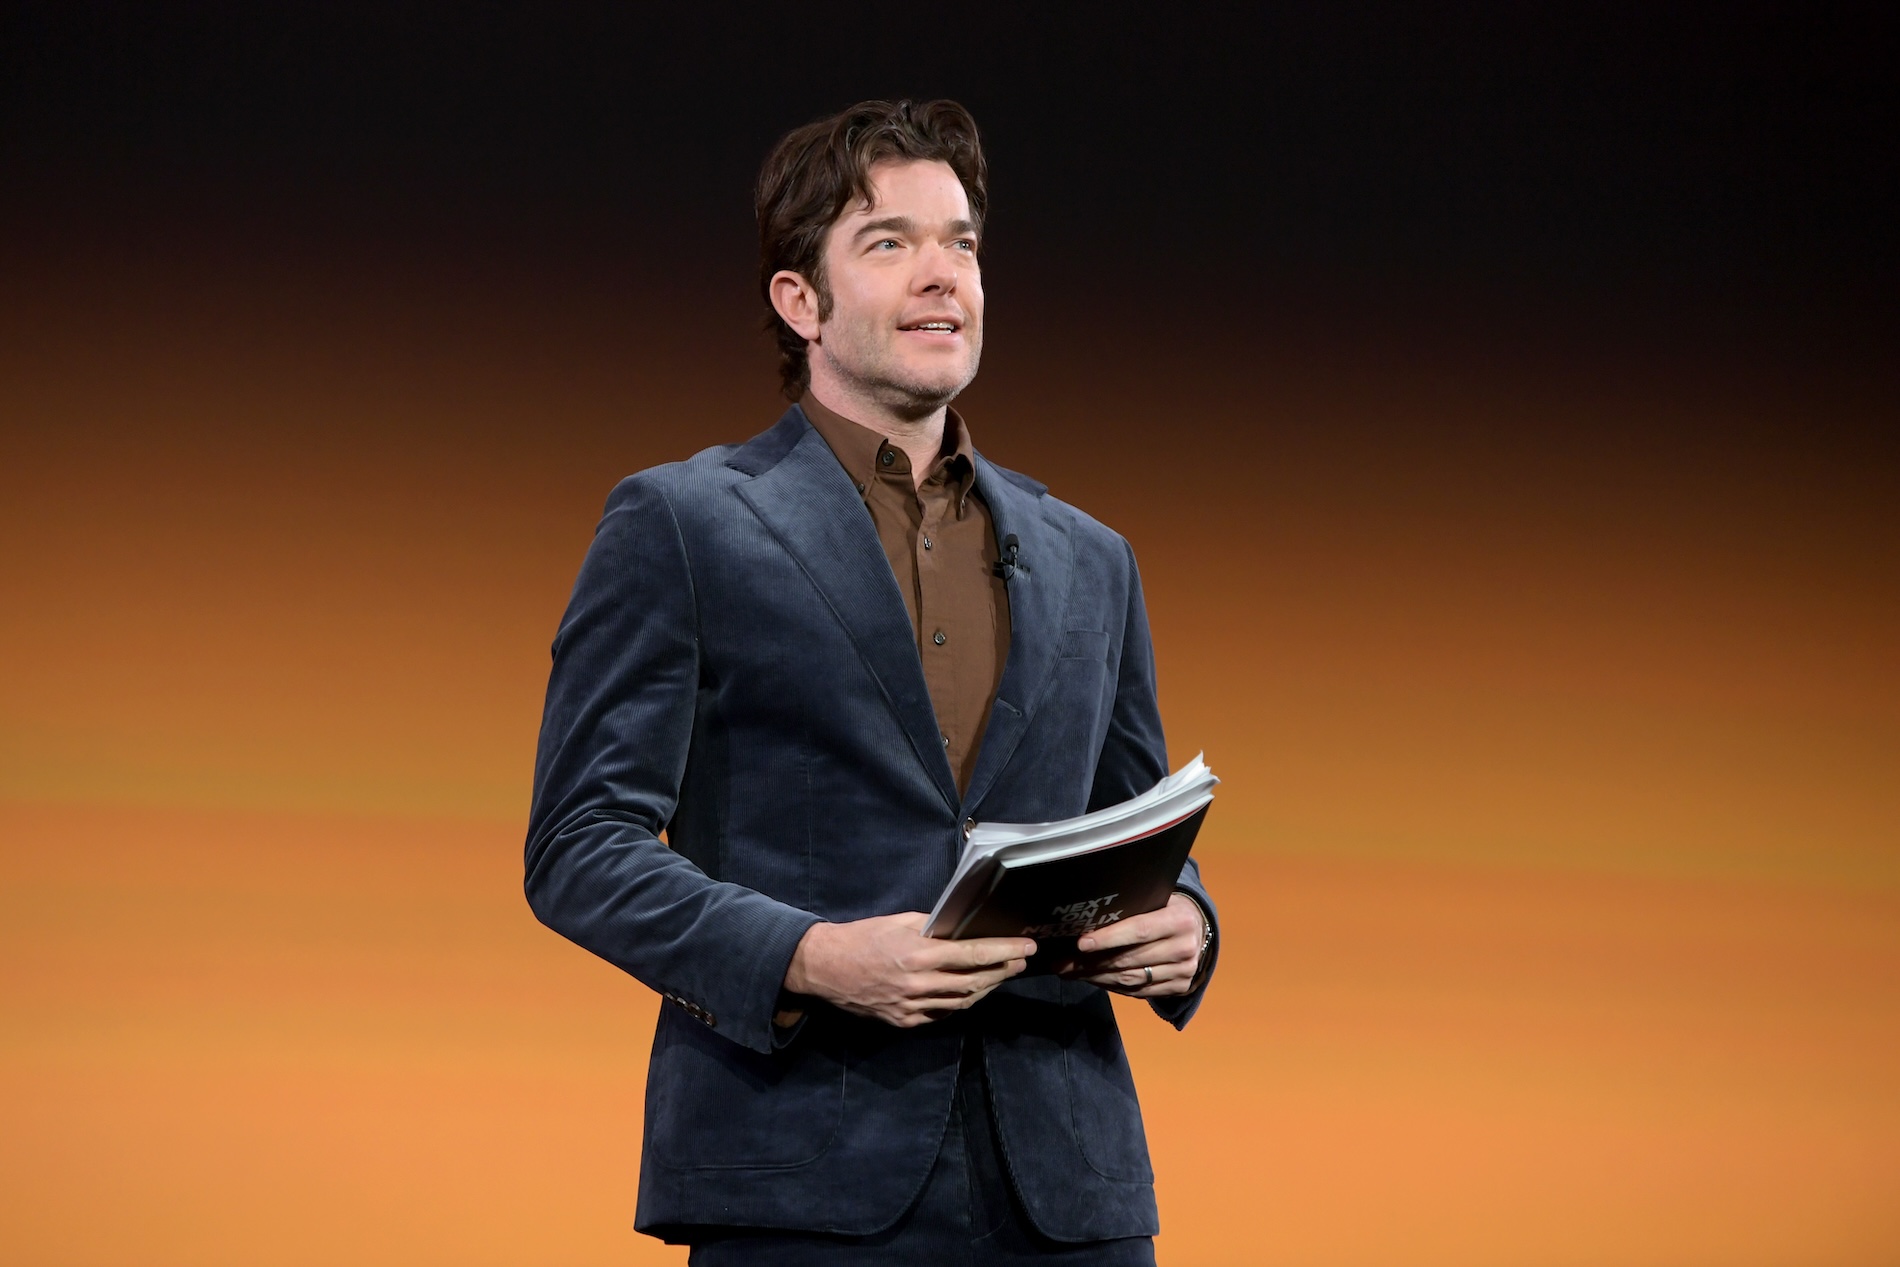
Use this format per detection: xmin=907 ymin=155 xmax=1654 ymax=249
xmin=801 ymin=394 xmax=1011 ymax=796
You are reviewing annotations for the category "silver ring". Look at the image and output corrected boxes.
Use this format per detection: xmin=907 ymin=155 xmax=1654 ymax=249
xmin=1142 ymin=965 xmax=1153 ymax=987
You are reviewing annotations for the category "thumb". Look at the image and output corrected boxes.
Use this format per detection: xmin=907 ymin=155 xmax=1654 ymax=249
xmin=892 ymin=911 xmax=931 ymax=932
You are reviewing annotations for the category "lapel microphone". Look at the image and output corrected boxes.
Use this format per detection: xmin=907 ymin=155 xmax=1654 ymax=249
xmin=992 ymin=534 xmax=1021 ymax=580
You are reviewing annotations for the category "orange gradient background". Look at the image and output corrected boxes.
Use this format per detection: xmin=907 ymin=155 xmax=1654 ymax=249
xmin=2 ymin=221 xmax=1895 ymax=1267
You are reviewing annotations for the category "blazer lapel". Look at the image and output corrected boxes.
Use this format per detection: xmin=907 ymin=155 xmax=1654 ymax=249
xmin=961 ymin=454 xmax=1071 ymax=815
xmin=732 ymin=410 xmax=961 ymax=814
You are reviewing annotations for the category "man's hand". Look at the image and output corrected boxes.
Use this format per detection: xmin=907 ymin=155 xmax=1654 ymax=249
xmin=1059 ymin=892 xmax=1207 ymax=998
xmin=784 ymin=913 xmax=1037 ymax=1028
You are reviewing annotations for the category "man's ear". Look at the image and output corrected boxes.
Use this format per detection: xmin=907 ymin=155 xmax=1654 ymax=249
xmin=768 ymin=270 xmax=822 ymax=343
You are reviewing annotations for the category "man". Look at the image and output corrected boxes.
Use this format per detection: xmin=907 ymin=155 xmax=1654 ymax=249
xmin=525 ymin=99 xmax=1218 ymax=1264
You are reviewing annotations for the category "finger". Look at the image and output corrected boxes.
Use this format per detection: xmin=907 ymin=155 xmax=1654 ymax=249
xmin=938 ymin=936 xmax=1039 ymax=971
xmin=891 ymin=912 xmax=931 ymax=932
xmin=1090 ymin=940 xmax=1198 ymax=974
xmin=1101 ymin=978 xmax=1189 ymax=999
xmin=907 ymin=981 xmax=1004 ymax=1020
xmin=939 ymin=979 xmax=1007 ymax=1010
xmin=1076 ymin=901 xmax=1198 ymax=953
xmin=1081 ymin=961 xmax=1187 ymax=994
xmin=1075 ymin=912 xmax=1171 ymax=953
xmin=914 ymin=960 xmax=1024 ymax=999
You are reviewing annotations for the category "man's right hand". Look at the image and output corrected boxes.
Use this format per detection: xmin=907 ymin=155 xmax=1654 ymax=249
xmin=783 ymin=913 xmax=1036 ymax=1028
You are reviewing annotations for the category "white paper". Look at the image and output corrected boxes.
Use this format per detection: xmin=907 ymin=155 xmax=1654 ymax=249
xmin=924 ymin=754 xmax=1217 ymax=934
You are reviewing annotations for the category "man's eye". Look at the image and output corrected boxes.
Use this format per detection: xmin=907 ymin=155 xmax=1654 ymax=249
xmin=874 ymin=239 xmax=901 ymax=250
xmin=953 ymin=239 xmax=977 ymax=252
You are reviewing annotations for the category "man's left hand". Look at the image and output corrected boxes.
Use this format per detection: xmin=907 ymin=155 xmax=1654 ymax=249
xmin=1058 ymin=892 xmax=1207 ymax=998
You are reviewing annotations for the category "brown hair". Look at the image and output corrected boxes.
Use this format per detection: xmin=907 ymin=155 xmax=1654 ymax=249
xmin=756 ymin=99 xmax=988 ymax=399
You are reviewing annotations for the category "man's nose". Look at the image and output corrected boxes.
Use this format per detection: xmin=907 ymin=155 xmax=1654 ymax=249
xmin=913 ymin=244 xmax=959 ymax=294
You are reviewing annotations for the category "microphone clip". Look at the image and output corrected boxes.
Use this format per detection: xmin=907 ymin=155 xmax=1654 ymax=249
xmin=992 ymin=534 xmax=1021 ymax=581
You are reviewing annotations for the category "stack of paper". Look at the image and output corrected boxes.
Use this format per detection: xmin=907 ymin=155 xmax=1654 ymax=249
xmin=924 ymin=754 xmax=1218 ymax=942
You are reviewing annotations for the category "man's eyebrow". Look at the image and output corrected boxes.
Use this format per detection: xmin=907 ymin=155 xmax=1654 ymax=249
xmin=851 ymin=216 xmax=917 ymax=240
xmin=849 ymin=215 xmax=982 ymax=240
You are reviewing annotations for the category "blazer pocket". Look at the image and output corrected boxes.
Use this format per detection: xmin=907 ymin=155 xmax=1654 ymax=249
xmin=1059 ymin=629 xmax=1111 ymax=662
xmin=646 ymin=1006 xmax=845 ymax=1170
xmin=1042 ymin=630 xmax=1114 ymax=760
xmin=1063 ymin=994 xmax=1154 ymax=1183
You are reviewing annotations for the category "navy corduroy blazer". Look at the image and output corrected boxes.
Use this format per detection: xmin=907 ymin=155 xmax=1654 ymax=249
xmin=524 ymin=406 xmax=1218 ymax=1243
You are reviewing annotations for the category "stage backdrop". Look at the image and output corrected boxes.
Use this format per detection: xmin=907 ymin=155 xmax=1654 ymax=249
xmin=2 ymin=8 xmax=1896 ymax=1265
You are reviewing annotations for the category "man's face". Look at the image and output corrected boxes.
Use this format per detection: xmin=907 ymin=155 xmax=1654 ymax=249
xmin=812 ymin=159 xmax=983 ymax=414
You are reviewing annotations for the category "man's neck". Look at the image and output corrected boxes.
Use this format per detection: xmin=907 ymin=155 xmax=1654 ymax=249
xmin=805 ymin=377 xmax=948 ymax=487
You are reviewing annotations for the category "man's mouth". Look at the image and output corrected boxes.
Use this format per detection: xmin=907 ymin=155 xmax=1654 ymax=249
xmin=899 ymin=320 xmax=960 ymax=333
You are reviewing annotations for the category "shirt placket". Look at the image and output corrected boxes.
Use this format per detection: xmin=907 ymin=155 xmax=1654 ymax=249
xmin=917 ymin=474 xmax=953 ymax=758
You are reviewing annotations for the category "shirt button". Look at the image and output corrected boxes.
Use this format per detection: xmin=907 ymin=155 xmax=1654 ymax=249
xmin=941 ymin=734 xmax=950 ymax=747
xmin=880 ymin=450 xmax=895 ymax=467
xmin=922 ymin=536 xmax=933 ymax=550
xmin=933 ymin=630 xmax=946 ymax=645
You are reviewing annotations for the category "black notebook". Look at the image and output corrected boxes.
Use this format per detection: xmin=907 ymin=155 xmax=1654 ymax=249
xmin=924 ymin=756 xmax=1217 ymax=968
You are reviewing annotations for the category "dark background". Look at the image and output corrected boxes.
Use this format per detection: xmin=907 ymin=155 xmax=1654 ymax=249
xmin=7 ymin=2 xmax=1896 ymax=342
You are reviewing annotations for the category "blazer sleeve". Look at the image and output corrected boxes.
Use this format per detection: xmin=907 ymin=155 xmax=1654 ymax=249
xmin=1087 ymin=538 xmax=1219 ymax=1029
xmin=524 ymin=474 xmax=821 ymax=1055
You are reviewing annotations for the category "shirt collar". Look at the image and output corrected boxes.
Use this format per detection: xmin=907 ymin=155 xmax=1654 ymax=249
xmin=800 ymin=392 xmax=978 ymax=510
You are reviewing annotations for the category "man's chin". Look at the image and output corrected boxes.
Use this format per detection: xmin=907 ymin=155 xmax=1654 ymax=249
xmin=881 ymin=365 xmax=980 ymax=416
xmin=821 ymin=346 xmax=980 ymax=417
xmin=887 ymin=387 xmax=963 ymax=418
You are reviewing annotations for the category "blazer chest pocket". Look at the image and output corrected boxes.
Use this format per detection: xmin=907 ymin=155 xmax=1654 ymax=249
xmin=1059 ymin=629 xmax=1110 ymax=662
xmin=1032 ymin=629 xmax=1115 ymax=766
